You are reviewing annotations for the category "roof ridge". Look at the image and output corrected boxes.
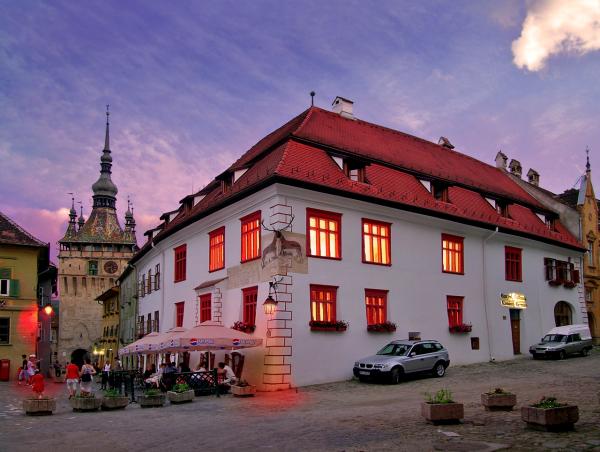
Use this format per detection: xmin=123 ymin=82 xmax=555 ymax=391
xmin=0 ymin=210 xmax=47 ymax=247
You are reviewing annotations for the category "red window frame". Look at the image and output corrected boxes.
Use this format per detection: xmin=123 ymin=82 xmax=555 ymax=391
xmin=306 ymin=208 xmax=342 ymax=259
xmin=442 ymin=234 xmax=464 ymax=274
xmin=505 ymin=246 xmax=522 ymax=282
xmin=240 ymin=212 xmax=261 ymax=263
xmin=362 ymin=219 xmax=391 ymax=265
xmin=199 ymin=294 xmax=211 ymax=323
xmin=447 ymin=296 xmax=463 ymax=328
xmin=175 ymin=302 xmax=184 ymax=328
xmin=209 ymin=226 xmax=225 ymax=272
xmin=242 ymin=286 xmax=258 ymax=326
xmin=174 ymin=244 xmax=187 ymax=282
xmin=310 ymin=284 xmax=337 ymax=322
xmin=365 ymin=289 xmax=388 ymax=325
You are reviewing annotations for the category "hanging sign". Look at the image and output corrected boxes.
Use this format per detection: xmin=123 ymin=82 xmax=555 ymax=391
xmin=500 ymin=292 xmax=527 ymax=309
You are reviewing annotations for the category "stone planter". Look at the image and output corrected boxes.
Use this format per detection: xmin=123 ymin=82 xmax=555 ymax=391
xmin=481 ymin=393 xmax=517 ymax=411
xmin=421 ymin=402 xmax=464 ymax=424
xmin=521 ymin=405 xmax=579 ymax=431
xmin=231 ymin=385 xmax=257 ymax=397
xmin=167 ymin=390 xmax=195 ymax=404
xmin=23 ymin=398 xmax=56 ymax=416
xmin=138 ymin=393 xmax=166 ymax=408
xmin=101 ymin=396 xmax=129 ymax=410
xmin=70 ymin=396 xmax=102 ymax=412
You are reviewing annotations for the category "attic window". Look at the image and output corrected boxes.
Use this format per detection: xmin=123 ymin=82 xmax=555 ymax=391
xmin=431 ymin=182 xmax=449 ymax=203
xmin=220 ymin=173 xmax=233 ymax=193
xmin=495 ymin=200 xmax=509 ymax=218
xmin=545 ymin=215 xmax=557 ymax=231
xmin=343 ymin=160 xmax=367 ymax=183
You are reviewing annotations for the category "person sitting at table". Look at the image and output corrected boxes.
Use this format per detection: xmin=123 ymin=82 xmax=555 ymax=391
xmin=217 ymin=362 xmax=237 ymax=393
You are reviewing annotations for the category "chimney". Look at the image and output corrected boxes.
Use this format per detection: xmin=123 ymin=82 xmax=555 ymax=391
xmin=495 ymin=151 xmax=508 ymax=169
xmin=438 ymin=136 xmax=455 ymax=149
xmin=332 ymin=96 xmax=354 ymax=119
xmin=508 ymin=159 xmax=522 ymax=178
xmin=527 ymin=168 xmax=540 ymax=186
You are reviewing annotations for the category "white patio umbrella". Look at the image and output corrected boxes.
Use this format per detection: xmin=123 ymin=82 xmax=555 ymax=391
xmin=119 ymin=332 xmax=163 ymax=355
xmin=159 ymin=321 xmax=263 ymax=352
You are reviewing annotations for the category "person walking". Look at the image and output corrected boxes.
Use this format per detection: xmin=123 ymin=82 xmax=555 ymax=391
xmin=18 ymin=355 xmax=27 ymax=385
xmin=26 ymin=355 xmax=37 ymax=385
xmin=79 ymin=359 xmax=96 ymax=396
xmin=101 ymin=362 xmax=110 ymax=390
xmin=65 ymin=360 xmax=80 ymax=399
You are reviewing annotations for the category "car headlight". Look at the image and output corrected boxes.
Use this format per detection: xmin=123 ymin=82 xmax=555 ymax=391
xmin=373 ymin=364 xmax=388 ymax=369
xmin=354 ymin=362 xmax=359 ymax=367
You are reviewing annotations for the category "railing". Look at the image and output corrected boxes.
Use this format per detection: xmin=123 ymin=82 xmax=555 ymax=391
xmin=166 ymin=370 xmax=220 ymax=397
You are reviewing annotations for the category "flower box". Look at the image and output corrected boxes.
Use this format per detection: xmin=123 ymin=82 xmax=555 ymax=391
xmin=563 ymin=281 xmax=576 ymax=289
xmin=231 ymin=384 xmax=257 ymax=397
xmin=548 ymin=279 xmax=563 ymax=287
xmin=167 ymin=390 xmax=195 ymax=404
xmin=101 ymin=395 xmax=129 ymax=410
xmin=309 ymin=321 xmax=348 ymax=332
xmin=481 ymin=393 xmax=517 ymax=411
xmin=421 ymin=402 xmax=464 ymax=424
xmin=23 ymin=397 xmax=56 ymax=416
xmin=138 ymin=393 xmax=166 ymax=408
xmin=521 ymin=405 xmax=579 ymax=431
xmin=70 ymin=396 xmax=102 ymax=412
xmin=449 ymin=323 xmax=472 ymax=334
xmin=367 ymin=322 xmax=397 ymax=333
xmin=231 ymin=321 xmax=256 ymax=334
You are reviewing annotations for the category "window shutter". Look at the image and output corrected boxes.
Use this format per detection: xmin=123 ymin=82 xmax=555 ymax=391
xmin=0 ymin=268 xmax=11 ymax=279
xmin=573 ymin=269 xmax=580 ymax=284
xmin=9 ymin=280 xmax=19 ymax=297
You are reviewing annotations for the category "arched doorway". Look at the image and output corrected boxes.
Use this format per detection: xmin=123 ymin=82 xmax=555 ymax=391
xmin=71 ymin=348 xmax=89 ymax=368
xmin=554 ymin=301 xmax=572 ymax=327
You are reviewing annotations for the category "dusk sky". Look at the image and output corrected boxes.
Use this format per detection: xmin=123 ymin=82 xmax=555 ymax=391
xmin=1 ymin=0 xmax=599 ymax=260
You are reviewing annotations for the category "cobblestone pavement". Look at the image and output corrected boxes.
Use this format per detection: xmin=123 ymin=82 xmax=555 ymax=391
xmin=1 ymin=351 xmax=599 ymax=452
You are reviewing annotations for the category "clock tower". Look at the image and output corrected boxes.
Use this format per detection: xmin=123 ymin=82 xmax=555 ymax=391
xmin=57 ymin=108 xmax=137 ymax=365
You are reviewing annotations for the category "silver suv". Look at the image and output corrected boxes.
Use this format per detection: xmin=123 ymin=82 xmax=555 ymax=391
xmin=353 ymin=340 xmax=450 ymax=384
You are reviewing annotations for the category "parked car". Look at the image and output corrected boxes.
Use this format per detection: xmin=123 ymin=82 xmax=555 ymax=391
xmin=353 ymin=340 xmax=450 ymax=384
xmin=529 ymin=324 xmax=593 ymax=360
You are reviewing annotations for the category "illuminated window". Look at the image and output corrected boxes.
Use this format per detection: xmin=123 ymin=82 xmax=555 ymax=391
xmin=307 ymin=208 xmax=342 ymax=259
xmin=362 ymin=219 xmax=391 ymax=265
xmin=209 ymin=226 xmax=225 ymax=271
xmin=242 ymin=286 xmax=258 ymax=326
xmin=240 ymin=212 xmax=261 ymax=263
xmin=447 ymin=296 xmax=463 ymax=328
xmin=505 ymin=246 xmax=522 ymax=282
xmin=175 ymin=302 xmax=184 ymax=328
xmin=200 ymin=294 xmax=211 ymax=322
xmin=310 ymin=284 xmax=337 ymax=322
xmin=442 ymin=234 xmax=464 ymax=274
xmin=365 ymin=289 xmax=387 ymax=325
xmin=174 ymin=244 xmax=187 ymax=282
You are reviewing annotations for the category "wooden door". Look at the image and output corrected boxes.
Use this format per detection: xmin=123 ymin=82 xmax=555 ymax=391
xmin=510 ymin=309 xmax=520 ymax=354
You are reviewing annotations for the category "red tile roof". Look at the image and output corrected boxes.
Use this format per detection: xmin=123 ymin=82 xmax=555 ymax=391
xmin=0 ymin=211 xmax=48 ymax=248
xmin=133 ymin=107 xmax=583 ymax=263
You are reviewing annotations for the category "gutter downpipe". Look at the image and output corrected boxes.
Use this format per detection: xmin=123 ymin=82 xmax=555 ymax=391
xmin=482 ymin=227 xmax=499 ymax=362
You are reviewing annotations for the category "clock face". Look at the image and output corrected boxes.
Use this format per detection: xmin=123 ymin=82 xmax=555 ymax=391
xmin=104 ymin=261 xmax=118 ymax=274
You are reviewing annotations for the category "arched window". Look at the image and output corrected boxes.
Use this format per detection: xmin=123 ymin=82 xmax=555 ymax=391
xmin=554 ymin=301 xmax=572 ymax=327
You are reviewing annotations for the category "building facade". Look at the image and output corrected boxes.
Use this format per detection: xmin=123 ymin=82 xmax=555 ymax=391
xmin=96 ymin=286 xmax=119 ymax=366
xmin=0 ymin=211 xmax=52 ymax=380
xmin=117 ymin=263 xmax=138 ymax=369
xmin=57 ymin=111 xmax=137 ymax=366
xmin=131 ymin=98 xmax=585 ymax=389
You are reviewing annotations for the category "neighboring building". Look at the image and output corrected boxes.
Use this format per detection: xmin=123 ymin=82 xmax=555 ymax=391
xmin=117 ymin=263 xmax=138 ymax=369
xmin=96 ymin=285 xmax=120 ymax=366
xmin=37 ymin=263 xmax=58 ymax=375
xmin=57 ymin=110 xmax=137 ymax=366
xmin=130 ymin=98 xmax=585 ymax=390
xmin=0 ymin=211 xmax=52 ymax=380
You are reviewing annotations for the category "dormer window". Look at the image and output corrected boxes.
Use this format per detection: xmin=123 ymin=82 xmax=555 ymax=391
xmin=496 ymin=201 xmax=509 ymax=218
xmin=545 ymin=215 xmax=557 ymax=231
xmin=431 ymin=182 xmax=449 ymax=203
xmin=219 ymin=172 xmax=234 ymax=193
xmin=343 ymin=160 xmax=367 ymax=183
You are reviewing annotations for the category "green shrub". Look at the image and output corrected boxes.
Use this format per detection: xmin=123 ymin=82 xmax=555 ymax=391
xmin=172 ymin=383 xmax=190 ymax=393
xmin=424 ymin=389 xmax=454 ymax=404
xmin=486 ymin=387 xmax=512 ymax=395
xmin=532 ymin=396 xmax=566 ymax=409
xmin=144 ymin=388 xmax=161 ymax=397
xmin=104 ymin=389 xmax=121 ymax=398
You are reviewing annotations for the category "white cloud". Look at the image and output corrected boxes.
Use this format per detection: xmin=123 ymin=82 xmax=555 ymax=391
xmin=512 ymin=0 xmax=600 ymax=71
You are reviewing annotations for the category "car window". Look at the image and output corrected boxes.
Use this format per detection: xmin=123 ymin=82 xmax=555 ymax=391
xmin=433 ymin=343 xmax=443 ymax=351
xmin=376 ymin=343 xmax=411 ymax=356
xmin=420 ymin=343 xmax=436 ymax=354
xmin=409 ymin=345 xmax=422 ymax=355
xmin=572 ymin=333 xmax=581 ymax=341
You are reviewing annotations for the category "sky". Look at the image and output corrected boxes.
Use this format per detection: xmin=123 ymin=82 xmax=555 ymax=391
xmin=1 ymin=0 xmax=600 ymax=261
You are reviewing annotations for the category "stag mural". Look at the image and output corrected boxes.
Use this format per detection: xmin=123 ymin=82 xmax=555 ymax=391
xmin=261 ymin=215 xmax=303 ymax=268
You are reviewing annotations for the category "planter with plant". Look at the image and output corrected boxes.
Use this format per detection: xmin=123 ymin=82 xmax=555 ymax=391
xmin=167 ymin=383 xmax=195 ymax=404
xmin=521 ymin=396 xmax=579 ymax=431
xmin=101 ymin=389 xmax=129 ymax=410
xmin=309 ymin=320 xmax=348 ymax=332
xmin=138 ymin=388 xmax=166 ymax=408
xmin=70 ymin=393 xmax=102 ymax=412
xmin=23 ymin=396 xmax=56 ymax=416
xmin=367 ymin=321 xmax=397 ymax=333
xmin=231 ymin=379 xmax=257 ymax=397
xmin=448 ymin=323 xmax=472 ymax=334
xmin=421 ymin=389 xmax=464 ymax=424
xmin=481 ymin=388 xmax=517 ymax=411
xmin=231 ymin=321 xmax=256 ymax=334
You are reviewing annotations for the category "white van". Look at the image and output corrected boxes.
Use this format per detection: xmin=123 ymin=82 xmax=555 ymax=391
xmin=529 ymin=324 xmax=593 ymax=359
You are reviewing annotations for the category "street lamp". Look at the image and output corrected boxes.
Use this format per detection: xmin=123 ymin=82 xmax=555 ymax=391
xmin=43 ymin=303 xmax=53 ymax=316
xmin=262 ymin=277 xmax=283 ymax=316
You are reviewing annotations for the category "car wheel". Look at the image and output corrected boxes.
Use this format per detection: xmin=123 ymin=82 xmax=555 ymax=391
xmin=582 ymin=348 xmax=589 ymax=357
xmin=532 ymin=353 xmax=540 ymax=360
xmin=390 ymin=367 xmax=403 ymax=384
xmin=433 ymin=361 xmax=446 ymax=378
xmin=559 ymin=350 xmax=567 ymax=360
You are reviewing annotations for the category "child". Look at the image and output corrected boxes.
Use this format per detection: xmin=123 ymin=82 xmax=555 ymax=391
xmin=31 ymin=369 xmax=44 ymax=399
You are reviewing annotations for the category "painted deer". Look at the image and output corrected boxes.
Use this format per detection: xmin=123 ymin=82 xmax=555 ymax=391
xmin=261 ymin=215 xmax=303 ymax=267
